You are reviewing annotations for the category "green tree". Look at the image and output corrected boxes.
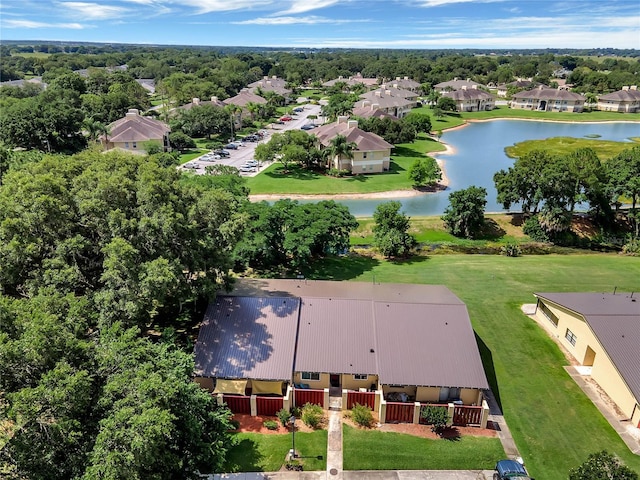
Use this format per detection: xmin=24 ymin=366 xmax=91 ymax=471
xmin=372 ymin=201 xmax=416 ymax=258
xmin=436 ymin=96 xmax=457 ymax=112
xmin=323 ymin=134 xmax=357 ymax=169
xmin=569 ymin=451 xmax=638 ymax=480
xmin=408 ymin=157 xmax=441 ymax=188
xmin=404 ymin=112 xmax=432 ymax=134
xmin=607 ymin=145 xmax=640 ymax=237
xmin=168 ymin=131 xmax=195 ymax=152
xmin=441 ymin=186 xmax=487 ymax=239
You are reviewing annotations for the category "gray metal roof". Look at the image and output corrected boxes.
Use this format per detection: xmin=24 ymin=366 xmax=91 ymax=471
xmin=193 ymin=296 xmax=299 ymax=381
xmin=535 ymin=292 xmax=640 ymax=402
xmin=374 ymin=302 xmax=489 ymax=388
xmin=295 ymin=298 xmax=378 ymax=375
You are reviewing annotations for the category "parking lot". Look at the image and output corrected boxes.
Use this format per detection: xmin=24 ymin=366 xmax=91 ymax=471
xmin=179 ymin=103 xmax=322 ymax=177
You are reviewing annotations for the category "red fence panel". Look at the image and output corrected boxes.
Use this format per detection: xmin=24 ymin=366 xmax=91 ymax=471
xmin=453 ymin=406 xmax=482 ymax=426
xmin=418 ymin=403 xmax=449 ymax=425
xmin=295 ymin=389 xmax=324 ymax=408
xmin=385 ymin=402 xmax=414 ymax=423
xmin=223 ymin=395 xmax=251 ymax=414
xmin=347 ymin=391 xmax=375 ymax=410
xmin=256 ymin=396 xmax=283 ymax=416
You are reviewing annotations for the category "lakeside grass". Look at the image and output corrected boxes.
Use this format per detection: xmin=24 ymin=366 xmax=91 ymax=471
xmin=343 ymin=425 xmax=504 ymax=470
xmin=223 ymin=430 xmax=327 ymax=472
xmin=505 ymin=136 xmax=640 ymax=159
xmin=246 ymin=133 xmax=444 ymax=195
xmin=302 ymin=254 xmax=640 ymax=480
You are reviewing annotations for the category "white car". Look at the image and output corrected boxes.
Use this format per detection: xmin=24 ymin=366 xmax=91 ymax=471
xmin=239 ymin=166 xmax=256 ymax=173
xmin=183 ymin=162 xmax=199 ymax=170
xmin=244 ymin=160 xmax=258 ymax=167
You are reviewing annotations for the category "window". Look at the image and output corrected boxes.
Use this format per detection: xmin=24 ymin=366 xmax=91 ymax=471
xmin=353 ymin=374 xmax=368 ymax=380
xmin=565 ymin=329 xmax=577 ymax=346
xmin=124 ymin=142 xmax=129 ymax=148
xmin=539 ymin=302 xmax=559 ymax=327
xmin=362 ymin=152 xmax=367 ymax=159
xmin=301 ymin=372 xmax=320 ymax=381
xmin=132 ymin=142 xmax=137 ymax=149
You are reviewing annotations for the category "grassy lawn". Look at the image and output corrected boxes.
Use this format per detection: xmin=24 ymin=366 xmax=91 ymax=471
xmin=463 ymin=106 xmax=640 ymax=123
xmin=301 ymin=254 xmax=640 ymax=480
xmin=505 ymin=136 xmax=640 ymax=160
xmin=246 ymin=134 xmax=444 ymax=195
xmin=223 ymin=430 xmax=327 ymax=472
xmin=352 ymin=214 xmax=527 ymax=246
xmin=343 ymin=425 xmax=504 ymax=470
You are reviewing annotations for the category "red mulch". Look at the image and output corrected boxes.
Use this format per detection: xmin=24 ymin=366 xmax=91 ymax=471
xmin=232 ymin=413 xmax=498 ymax=439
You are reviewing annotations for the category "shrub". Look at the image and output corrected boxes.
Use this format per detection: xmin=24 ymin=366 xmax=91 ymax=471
xmin=263 ymin=420 xmax=278 ymax=430
xmin=501 ymin=243 xmax=522 ymax=257
xmin=622 ymin=238 xmax=640 ymax=256
xmin=351 ymin=403 xmax=374 ymax=428
xmin=523 ymin=216 xmax=550 ymax=242
xmin=228 ymin=419 xmax=240 ymax=431
xmin=277 ymin=407 xmax=292 ymax=427
xmin=327 ymin=168 xmax=350 ymax=177
xmin=301 ymin=403 xmax=324 ymax=429
xmin=420 ymin=405 xmax=450 ymax=434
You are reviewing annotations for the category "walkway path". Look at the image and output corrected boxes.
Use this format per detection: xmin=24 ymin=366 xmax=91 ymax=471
xmin=326 ymin=395 xmax=343 ymax=477
xmin=483 ymin=389 xmax=521 ymax=460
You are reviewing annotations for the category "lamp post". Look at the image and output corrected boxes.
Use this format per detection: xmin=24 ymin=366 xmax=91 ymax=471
xmin=288 ymin=415 xmax=296 ymax=460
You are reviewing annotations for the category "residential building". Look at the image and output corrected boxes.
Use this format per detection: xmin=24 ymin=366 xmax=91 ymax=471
xmin=389 ymin=76 xmax=421 ymax=92
xmin=176 ymin=96 xmax=227 ymax=112
xmin=597 ymin=86 xmax=640 ymax=113
xmin=323 ymin=73 xmax=379 ymax=89
xmin=354 ymin=90 xmax=414 ymax=118
xmin=105 ymin=109 xmax=170 ymax=153
xmin=313 ymin=117 xmax=393 ymax=174
xmin=366 ymin=84 xmax=419 ymax=101
xmin=224 ymin=88 xmax=267 ymax=108
xmin=510 ymin=86 xmax=585 ymax=112
xmin=434 ymin=77 xmax=483 ymax=93
xmin=496 ymin=79 xmax=538 ymax=97
xmin=248 ymin=76 xmax=292 ymax=100
xmin=352 ymin=103 xmax=398 ymax=120
xmin=532 ymin=292 xmax=640 ymax=428
xmin=442 ymin=86 xmax=495 ymax=112
xmin=193 ymin=280 xmax=490 ymax=424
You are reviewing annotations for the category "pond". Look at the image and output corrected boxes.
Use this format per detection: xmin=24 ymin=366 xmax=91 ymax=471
xmin=330 ymin=120 xmax=640 ymax=217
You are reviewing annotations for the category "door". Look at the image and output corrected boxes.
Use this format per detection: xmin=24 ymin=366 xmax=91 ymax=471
xmin=330 ymin=374 xmax=340 ymax=388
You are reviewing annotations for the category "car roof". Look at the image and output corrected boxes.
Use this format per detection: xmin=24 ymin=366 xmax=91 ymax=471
xmin=496 ymin=460 xmax=528 ymax=476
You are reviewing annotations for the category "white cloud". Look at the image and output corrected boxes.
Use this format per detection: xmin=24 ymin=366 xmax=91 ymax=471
xmin=3 ymin=18 xmax=86 ymax=28
xmin=57 ymin=2 xmax=128 ymax=19
xmin=172 ymin=0 xmax=273 ymax=14
xmin=233 ymin=15 xmax=368 ymax=25
xmin=415 ymin=0 xmax=504 ymax=6
xmin=274 ymin=0 xmax=340 ymax=15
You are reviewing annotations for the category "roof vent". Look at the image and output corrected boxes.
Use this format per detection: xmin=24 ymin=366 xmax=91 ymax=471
xmin=370 ymin=348 xmax=375 ymax=353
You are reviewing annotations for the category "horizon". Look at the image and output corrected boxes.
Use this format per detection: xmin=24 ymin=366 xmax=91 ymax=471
xmin=1 ymin=0 xmax=639 ymax=50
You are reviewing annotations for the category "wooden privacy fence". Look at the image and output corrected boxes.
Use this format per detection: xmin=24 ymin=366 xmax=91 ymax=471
xmin=347 ymin=391 xmax=375 ymax=410
xmin=256 ymin=396 xmax=283 ymax=416
xmin=295 ymin=388 xmax=324 ymax=407
xmin=223 ymin=395 xmax=251 ymax=414
xmin=453 ymin=405 xmax=483 ymax=426
xmin=385 ymin=402 xmax=414 ymax=423
xmin=418 ymin=403 xmax=449 ymax=425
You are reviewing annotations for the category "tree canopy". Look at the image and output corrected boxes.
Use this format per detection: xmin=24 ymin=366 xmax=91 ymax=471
xmin=372 ymin=201 xmax=416 ymax=258
xmin=441 ymin=186 xmax=487 ymax=238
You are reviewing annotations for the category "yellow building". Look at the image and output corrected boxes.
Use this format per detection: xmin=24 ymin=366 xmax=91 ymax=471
xmin=533 ymin=292 xmax=640 ymax=428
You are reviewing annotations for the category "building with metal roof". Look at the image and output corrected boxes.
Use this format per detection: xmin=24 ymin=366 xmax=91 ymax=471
xmin=533 ymin=292 xmax=640 ymax=428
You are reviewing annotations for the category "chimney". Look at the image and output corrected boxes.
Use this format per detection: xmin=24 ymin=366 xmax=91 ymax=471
xmin=126 ymin=109 xmax=139 ymax=117
xmin=338 ymin=75 xmax=344 ymax=80
xmin=385 ymin=90 xmax=391 ymax=96
xmin=266 ymin=80 xmax=272 ymax=86
xmin=193 ymin=98 xmax=200 ymax=105
xmin=375 ymin=91 xmax=382 ymax=97
xmin=622 ymin=86 xmax=629 ymax=91
xmin=241 ymin=88 xmax=249 ymax=92
xmin=393 ymin=83 xmax=399 ymax=89
xmin=211 ymin=96 xmax=218 ymax=102
xmin=337 ymin=115 xmax=349 ymax=124
xmin=372 ymin=103 xmax=379 ymax=110
xmin=471 ymin=85 xmax=477 ymax=89
xmin=396 ymin=77 xmax=400 ymax=81
xmin=263 ymin=76 xmax=268 ymax=80
xmin=380 ymin=84 xmax=387 ymax=89
xmin=272 ymin=75 xmax=277 ymax=79
xmin=461 ymin=86 xmax=467 ymax=91
xmin=539 ymin=85 xmax=545 ymax=90
xmin=362 ymin=100 xmax=371 ymax=107
xmin=631 ymin=86 xmax=638 ymax=90
xmin=466 ymin=78 xmax=471 ymax=82
xmin=453 ymin=77 xmax=458 ymax=81
xmin=404 ymin=76 xmax=409 ymax=80
xmin=347 ymin=120 xmax=358 ymax=129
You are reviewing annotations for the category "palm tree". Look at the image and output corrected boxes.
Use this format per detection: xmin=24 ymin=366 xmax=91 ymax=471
xmin=323 ymin=134 xmax=357 ymax=170
xmin=83 ymin=118 xmax=108 ymax=145
xmin=245 ymin=102 xmax=261 ymax=121
xmin=585 ymin=93 xmax=598 ymax=112
xmin=224 ymin=104 xmax=241 ymax=139
xmin=427 ymin=89 xmax=441 ymax=107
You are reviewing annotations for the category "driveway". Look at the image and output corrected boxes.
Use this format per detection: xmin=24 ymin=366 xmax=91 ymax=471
xmin=181 ymin=104 xmax=322 ymax=177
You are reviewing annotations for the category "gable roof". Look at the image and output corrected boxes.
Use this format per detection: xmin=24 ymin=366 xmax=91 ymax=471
xmin=225 ymin=89 xmax=267 ymax=107
xmin=323 ymin=74 xmax=379 ymax=87
xmin=512 ymin=87 xmax=585 ymax=101
xmin=312 ymin=121 xmax=393 ymax=152
xmin=221 ymin=279 xmax=489 ymax=389
xmin=535 ymin=292 xmax=640 ymax=402
xmin=598 ymin=88 xmax=640 ymax=102
xmin=435 ymin=78 xmax=483 ymax=90
xmin=194 ymin=296 xmax=300 ymax=381
xmin=248 ymin=78 xmax=291 ymax=96
xmin=108 ymin=109 xmax=170 ymax=143
xmin=352 ymin=105 xmax=398 ymax=120
xmin=391 ymin=77 xmax=421 ymax=90
xmin=248 ymin=76 xmax=288 ymax=89
xmin=443 ymin=88 xmax=493 ymax=101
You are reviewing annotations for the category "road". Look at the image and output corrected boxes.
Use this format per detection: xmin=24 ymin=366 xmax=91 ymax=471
xmin=180 ymin=104 xmax=323 ymax=177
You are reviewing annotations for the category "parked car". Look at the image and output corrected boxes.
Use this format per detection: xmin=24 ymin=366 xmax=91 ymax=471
xmin=183 ymin=162 xmax=199 ymax=170
xmin=279 ymin=115 xmax=293 ymax=121
xmin=300 ymin=124 xmax=315 ymax=130
xmin=239 ymin=166 xmax=256 ymax=172
xmin=213 ymin=149 xmax=230 ymax=157
xmin=243 ymin=160 xmax=258 ymax=167
xmin=223 ymin=143 xmax=238 ymax=149
xmin=243 ymin=135 xmax=258 ymax=142
xmin=493 ymin=460 xmax=533 ymax=480
xmin=274 ymin=120 xmax=285 ymax=125
xmin=293 ymin=107 xmax=304 ymax=112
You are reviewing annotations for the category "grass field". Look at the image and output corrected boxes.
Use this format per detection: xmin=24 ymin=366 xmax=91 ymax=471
xmin=343 ymin=425 xmax=504 ymax=470
xmin=223 ymin=430 xmax=327 ymax=472
xmin=301 ymin=254 xmax=640 ymax=480
xmin=246 ymin=133 xmax=444 ymax=195
xmin=505 ymin=136 xmax=640 ymax=159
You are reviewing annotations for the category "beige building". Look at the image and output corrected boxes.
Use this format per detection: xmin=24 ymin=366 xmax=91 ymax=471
xmin=354 ymin=90 xmax=414 ymax=118
xmin=434 ymin=77 xmax=483 ymax=93
xmin=176 ymin=96 xmax=226 ymax=112
xmin=511 ymin=86 xmax=585 ymax=112
xmin=389 ymin=76 xmax=421 ymax=92
xmin=248 ymin=76 xmax=292 ymax=100
xmin=323 ymin=73 xmax=379 ymax=88
xmin=312 ymin=117 xmax=393 ymax=174
xmin=496 ymin=79 xmax=538 ymax=98
xmin=105 ymin=109 xmax=170 ymax=154
xmin=597 ymin=86 xmax=640 ymax=113
xmin=442 ymin=86 xmax=495 ymax=112
xmin=533 ymin=292 xmax=640 ymax=428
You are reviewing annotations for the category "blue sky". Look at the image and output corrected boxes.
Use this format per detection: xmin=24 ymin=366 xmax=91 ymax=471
xmin=1 ymin=0 xmax=639 ymax=49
